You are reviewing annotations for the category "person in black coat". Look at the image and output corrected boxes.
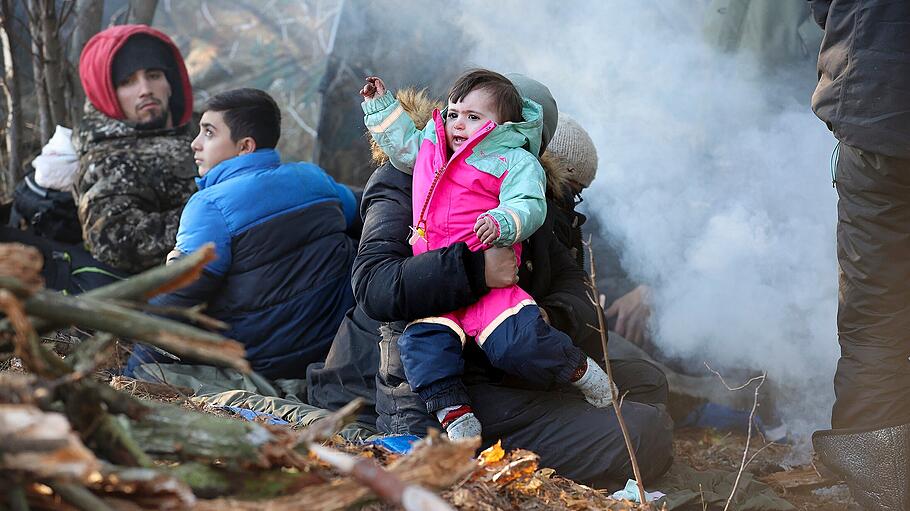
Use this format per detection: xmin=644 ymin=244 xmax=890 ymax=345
xmin=809 ymin=2 xmax=910 ymax=509
xmin=350 ymin=79 xmax=673 ymax=488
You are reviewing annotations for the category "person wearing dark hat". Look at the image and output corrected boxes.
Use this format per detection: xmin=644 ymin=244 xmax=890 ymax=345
xmin=73 ymin=25 xmax=197 ymax=274
xmin=108 ymin=33 xmax=186 ymax=130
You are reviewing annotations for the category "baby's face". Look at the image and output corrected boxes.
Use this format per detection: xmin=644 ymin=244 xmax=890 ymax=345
xmin=445 ymin=88 xmax=500 ymax=154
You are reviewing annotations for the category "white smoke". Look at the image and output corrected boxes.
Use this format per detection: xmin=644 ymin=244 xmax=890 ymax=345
xmin=453 ymin=0 xmax=839 ymax=447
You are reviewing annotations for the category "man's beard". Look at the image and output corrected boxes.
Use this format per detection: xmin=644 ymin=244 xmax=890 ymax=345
xmin=133 ymin=109 xmax=171 ymax=131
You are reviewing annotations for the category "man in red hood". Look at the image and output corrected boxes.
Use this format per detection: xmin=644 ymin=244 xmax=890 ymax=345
xmin=72 ymin=25 xmax=197 ymax=274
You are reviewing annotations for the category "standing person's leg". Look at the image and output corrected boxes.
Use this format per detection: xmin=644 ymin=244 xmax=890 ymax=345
xmin=831 ymin=144 xmax=910 ymax=429
xmin=814 ymin=143 xmax=910 ymax=511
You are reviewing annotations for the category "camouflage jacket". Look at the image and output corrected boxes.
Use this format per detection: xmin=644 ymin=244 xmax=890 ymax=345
xmin=72 ymin=103 xmax=198 ymax=274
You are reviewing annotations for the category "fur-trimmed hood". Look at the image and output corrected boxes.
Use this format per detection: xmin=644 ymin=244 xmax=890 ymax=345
xmin=369 ymin=88 xmax=572 ymax=199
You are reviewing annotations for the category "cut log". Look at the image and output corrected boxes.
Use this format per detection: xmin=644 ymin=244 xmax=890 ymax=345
xmin=124 ymin=401 xmax=306 ymax=470
xmin=0 ymin=280 xmax=249 ymax=373
xmin=0 ymin=404 xmax=101 ymax=481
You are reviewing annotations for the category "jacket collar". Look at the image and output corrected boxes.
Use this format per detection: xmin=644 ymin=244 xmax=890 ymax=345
xmin=196 ymin=149 xmax=280 ymax=190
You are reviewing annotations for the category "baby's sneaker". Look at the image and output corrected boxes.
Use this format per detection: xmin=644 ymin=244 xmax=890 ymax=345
xmin=438 ymin=405 xmax=482 ymax=441
xmin=570 ymin=357 xmax=617 ymax=408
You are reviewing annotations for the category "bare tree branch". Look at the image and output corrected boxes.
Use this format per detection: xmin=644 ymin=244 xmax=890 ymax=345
xmin=26 ymin=0 xmax=50 ymax=144
xmin=38 ymin=0 xmax=67 ymax=129
xmin=704 ymin=364 xmax=768 ymax=511
xmin=584 ymin=237 xmax=648 ymax=504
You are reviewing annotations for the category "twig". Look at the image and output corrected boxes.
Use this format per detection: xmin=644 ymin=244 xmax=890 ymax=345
xmin=704 ymin=362 xmax=765 ymax=391
xmin=704 ymin=364 xmax=767 ymax=511
xmin=0 ymin=289 xmax=67 ymax=378
xmin=113 ymin=301 xmax=229 ymax=331
xmin=744 ymin=441 xmax=778 ymax=468
xmin=297 ymin=398 xmax=364 ymax=446
xmin=54 ymin=332 xmax=116 ymax=385
xmin=583 ymin=237 xmax=647 ymax=504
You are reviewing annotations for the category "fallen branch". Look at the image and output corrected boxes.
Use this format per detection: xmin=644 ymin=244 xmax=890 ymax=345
xmin=127 ymin=401 xmax=307 ymax=470
xmin=297 ymin=397 xmax=364 ymax=446
xmin=47 ymin=482 xmax=115 ymax=511
xmin=0 ymin=277 xmax=249 ymax=373
xmin=0 ymin=288 xmax=67 ymax=378
xmin=114 ymin=301 xmax=229 ymax=331
xmin=309 ymin=443 xmax=454 ymax=511
xmin=584 ymin=238 xmax=648 ymax=504
xmin=11 ymin=244 xmax=217 ymax=337
xmin=84 ymin=243 xmax=217 ymax=302
xmin=0 ymin=404 xmax=101 ymax=480
xmin=193 ymin=435 xmax=479 ymax=511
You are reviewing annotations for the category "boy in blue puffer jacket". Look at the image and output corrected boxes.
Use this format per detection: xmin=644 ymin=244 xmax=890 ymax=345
xmin=126 ymin=88 xmax=358 ymax=380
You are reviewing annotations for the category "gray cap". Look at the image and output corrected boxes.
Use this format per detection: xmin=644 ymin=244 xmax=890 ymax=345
xmin=546 ymin=114 xmax=598 ymax=188
xmin=506 ymin=73 xmax=558 ymax=156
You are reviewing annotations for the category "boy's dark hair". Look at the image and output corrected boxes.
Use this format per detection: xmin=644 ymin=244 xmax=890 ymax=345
xmin=203 ymin=88 xmax=281 ymax=149
xmin=448 ymin=69 xmax=523 ymax=124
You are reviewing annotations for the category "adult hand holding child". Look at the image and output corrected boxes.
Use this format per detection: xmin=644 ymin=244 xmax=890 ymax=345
xmin=483 ymin=246 xmax=519 ymax=288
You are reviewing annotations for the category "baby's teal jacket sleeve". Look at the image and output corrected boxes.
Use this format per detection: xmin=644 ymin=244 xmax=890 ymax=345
xmin=482 ymin=152 xmax=548 ymax=246
xmin=362 ymin=91 xmax=430 ymax=174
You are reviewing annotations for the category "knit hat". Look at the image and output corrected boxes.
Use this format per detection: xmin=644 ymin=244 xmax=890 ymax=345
xmin=546 ymin=114 xmax=598 ymax=188
xmin=111 ymin=34 xmax=173 ymax=85
xmin=506 ymin=73 xmax=558 ymax=155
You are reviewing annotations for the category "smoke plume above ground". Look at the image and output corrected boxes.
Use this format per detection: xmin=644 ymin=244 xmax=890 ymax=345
xmin=453 ymin=1 xmax=839 ymax=445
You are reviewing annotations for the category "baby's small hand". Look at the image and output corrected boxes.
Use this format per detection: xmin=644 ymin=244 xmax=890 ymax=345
xmin=359 ymin=76 xmax=387 ymax=100
xmin=474 ymin=215 xmax=498 ymax=245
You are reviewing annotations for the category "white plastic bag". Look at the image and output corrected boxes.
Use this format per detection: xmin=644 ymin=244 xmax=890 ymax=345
xmin=33 ymin=125 xmax=78 ymax=191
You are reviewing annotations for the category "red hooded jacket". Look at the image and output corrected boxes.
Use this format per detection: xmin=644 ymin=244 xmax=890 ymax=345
xmin=79 ymin=25 xmax=193 ymax=127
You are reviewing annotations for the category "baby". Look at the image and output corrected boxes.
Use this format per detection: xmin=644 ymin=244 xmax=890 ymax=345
xmin=361 ymin=69 xmax=614 ymax=440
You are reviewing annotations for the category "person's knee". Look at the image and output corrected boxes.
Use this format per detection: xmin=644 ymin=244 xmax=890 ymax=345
xmin=398 ymin=323 xmax=465 ymax=392
xmin=614 ymin=358 xmax=670 ymax=405
xmin=482 ymin=309 xmax=582 ymax=383
xmin=619 ymin=403 xmax=675 ymax=482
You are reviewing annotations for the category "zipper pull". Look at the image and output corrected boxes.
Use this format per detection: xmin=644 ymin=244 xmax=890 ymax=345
xmin=408 ymin=225 xmax=427 ymax=246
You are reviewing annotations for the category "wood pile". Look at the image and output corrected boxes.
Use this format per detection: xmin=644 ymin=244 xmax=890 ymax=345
xmin=0 ymin=242 xmax=655 ymax=510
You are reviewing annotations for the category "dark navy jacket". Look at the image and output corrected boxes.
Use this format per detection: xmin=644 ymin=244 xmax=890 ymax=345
xmin=153 ymin=149 xmax=357 ymax=379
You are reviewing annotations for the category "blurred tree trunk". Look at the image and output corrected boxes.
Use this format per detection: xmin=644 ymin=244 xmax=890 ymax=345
xmin=26 ymin=0 xmax=51 ymax=145
xmin=128 ymin=0 xmax=158 ymax=25
xmin=38 ymin=0 xmax=67 ymax=130
xmin=0 ymin=0 xmax=22 ymax=191
xmin=69 ymin=0 xmax=102 ymax=125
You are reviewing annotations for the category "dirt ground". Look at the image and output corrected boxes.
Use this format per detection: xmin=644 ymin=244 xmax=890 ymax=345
xmin=672 ymin=428 xmax=854 ymax=511
xmin=2 ymin=353 xmax=857 ymax=510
